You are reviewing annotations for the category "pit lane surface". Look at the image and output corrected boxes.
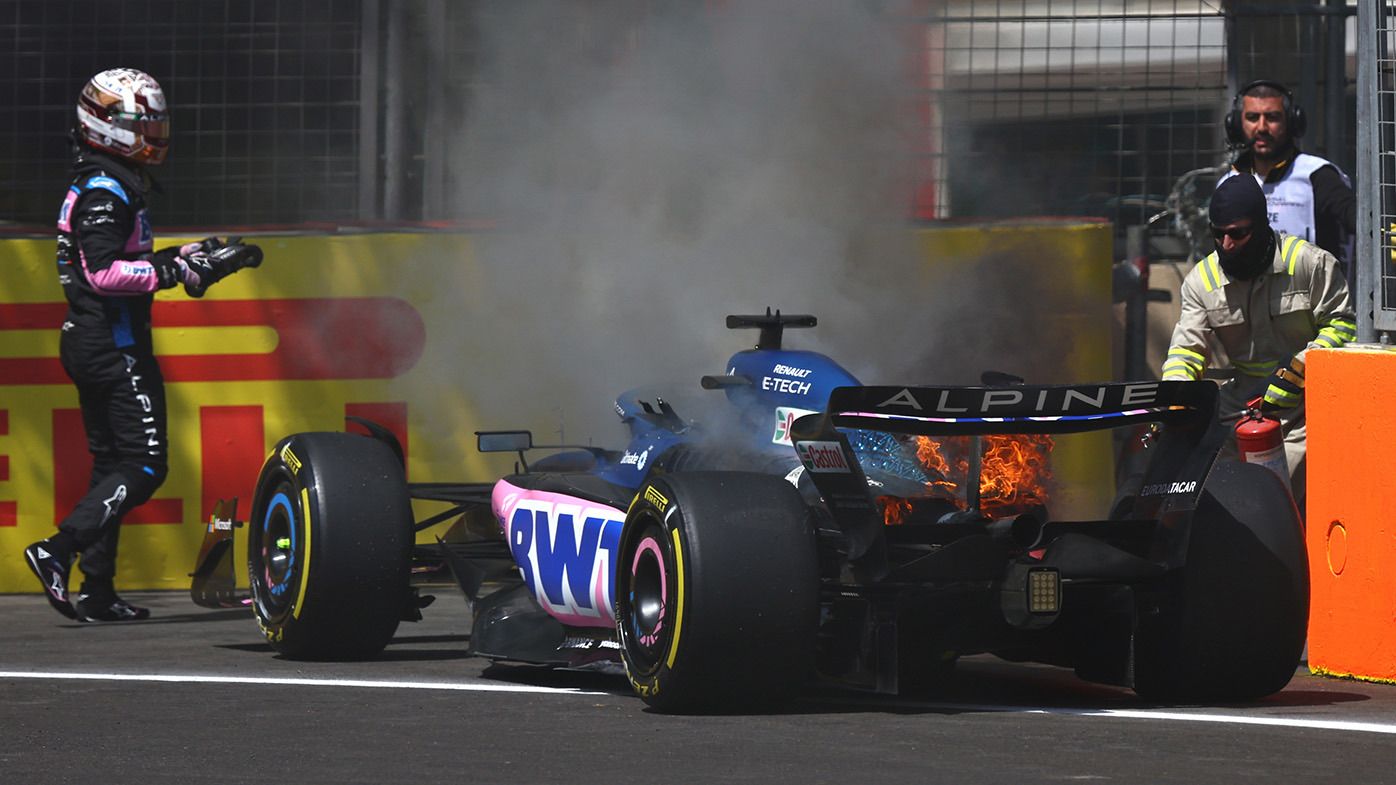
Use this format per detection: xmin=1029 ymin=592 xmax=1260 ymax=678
xmin=3 ymin=592 xmax=1395 ymax=785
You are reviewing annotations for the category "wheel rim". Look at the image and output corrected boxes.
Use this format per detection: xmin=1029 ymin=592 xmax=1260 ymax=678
xmin=622 ymin=521 xmax=671 ymax=673
xmin=253 ymin=485 xmax=299 ymax=619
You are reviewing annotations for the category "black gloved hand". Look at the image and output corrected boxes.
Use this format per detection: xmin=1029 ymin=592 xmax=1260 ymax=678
xmin=1261 ymin=355 xmax=1305 ymax=412
xmin=151 ymin=238 xmax=232 ymax=290
xmin=223 ymin=241 xmax=264 ymax=271
xmin=149 ymin=247 xmax=185 ymax=289
xmin=180 ymin=252 xmax=231 ymax=298
xmin=185 ymin=236 xmax=227 ymax=255
xmin=183 ymin=241 xmax=264 ymax=298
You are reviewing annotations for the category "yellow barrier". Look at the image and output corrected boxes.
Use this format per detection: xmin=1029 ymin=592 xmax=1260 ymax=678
xmin=916 ymin=220 xmax=1116 ymax=519
xmin=1 ymin=222 xmax=1113 ymax=592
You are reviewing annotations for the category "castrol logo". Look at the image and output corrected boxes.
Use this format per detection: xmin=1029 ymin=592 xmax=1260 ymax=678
xmin=797 ymin=440 xmax=851 ymax=473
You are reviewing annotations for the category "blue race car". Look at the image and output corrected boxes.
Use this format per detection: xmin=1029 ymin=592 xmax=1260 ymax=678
xmin=191 ymin=309 xmax=1307 ymax=712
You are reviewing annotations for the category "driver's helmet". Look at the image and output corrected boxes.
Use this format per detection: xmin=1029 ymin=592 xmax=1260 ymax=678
xmin=75 ymin=68 xmax=170 ymax=165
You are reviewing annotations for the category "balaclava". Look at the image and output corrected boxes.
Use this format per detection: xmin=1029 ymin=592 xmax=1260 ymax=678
xmin=1209 ymin=174 xmax=1274 ymax=281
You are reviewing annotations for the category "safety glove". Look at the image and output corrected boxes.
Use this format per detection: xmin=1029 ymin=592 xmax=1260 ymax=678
xmin=150 ymin=237 xmax=231 ymax=290
xmin=183 ymin=239 xmax=264 ymax=298
xmin=1261 ymin=355 xmax=1305 ymax=412
xmin=183 ymin=237 xmax=227 ymax=256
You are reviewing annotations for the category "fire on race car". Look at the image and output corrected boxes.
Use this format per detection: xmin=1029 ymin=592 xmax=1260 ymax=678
xmin=190 ymin=309 xmax=1306 ymax=712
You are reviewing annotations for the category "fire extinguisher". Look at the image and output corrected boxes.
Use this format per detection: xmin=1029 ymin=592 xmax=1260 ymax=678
xmin=1234 ymin=396 xmax=1291 ymax=490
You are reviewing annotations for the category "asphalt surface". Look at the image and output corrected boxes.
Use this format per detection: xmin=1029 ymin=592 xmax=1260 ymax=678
xmin=3 ymin=590 xmax=1396 ymax=785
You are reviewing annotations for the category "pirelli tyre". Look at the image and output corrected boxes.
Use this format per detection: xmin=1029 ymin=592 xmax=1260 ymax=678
xmin=249 ymin=432 xmax=413 ymax=660
xmin=1132 ymin=460 xmax=1308 ymax=703
xmin=616 ymin=472 xmax=819 ymax=713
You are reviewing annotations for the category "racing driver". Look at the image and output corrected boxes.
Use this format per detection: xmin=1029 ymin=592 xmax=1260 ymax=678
xmin=23 ymin=68 xmax=263 ymax=622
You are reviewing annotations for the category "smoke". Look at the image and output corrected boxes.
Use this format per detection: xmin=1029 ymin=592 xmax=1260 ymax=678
xmin=430 ymin=1 xmax=950 ymax=444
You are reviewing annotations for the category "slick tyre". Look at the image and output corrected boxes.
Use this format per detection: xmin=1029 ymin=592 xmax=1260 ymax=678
xmin=616 ymin=472 xmax=819 ymax=713
xmin=249 ymin=432 xmax=412 ymax=660
xmin=1132 ymin=460 xmax=1308 ymax=703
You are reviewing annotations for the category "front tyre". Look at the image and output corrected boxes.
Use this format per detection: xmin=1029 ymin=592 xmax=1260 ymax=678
xmin=249 ymin=432 xmax=412 ymax=660
xmin=616 ymin=472 xmax=818 ymax=713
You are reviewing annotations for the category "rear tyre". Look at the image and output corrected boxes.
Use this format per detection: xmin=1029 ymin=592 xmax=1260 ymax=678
xmin=1133 ymin=460 xmax=1308 ymax=702
xmin=616 ymin=472 xmax=819 ymax=713
xmin=249 ymin=432 xmax=412 ymax=660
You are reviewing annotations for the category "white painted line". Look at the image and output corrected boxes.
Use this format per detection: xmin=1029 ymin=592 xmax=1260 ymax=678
xmin=895 ymin=700 xmax=1396 ymax=735
xmin=7 ymin=671 xmax=1391 ymax=733
xmin=0 ymin=670 xmax=609 ymax=696
xmin=1082 ymin=707 xmax=1396 ymax=735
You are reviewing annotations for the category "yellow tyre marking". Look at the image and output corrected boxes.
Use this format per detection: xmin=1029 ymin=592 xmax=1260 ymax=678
xmin=665 ymin=527 xmax=686 ymax=669
xmin=292 ymin=486 xmax=314 ymax=619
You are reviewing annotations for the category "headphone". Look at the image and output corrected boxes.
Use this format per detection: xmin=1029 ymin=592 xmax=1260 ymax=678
xmin=1224 ymin=79 xmax=1306 ymax=146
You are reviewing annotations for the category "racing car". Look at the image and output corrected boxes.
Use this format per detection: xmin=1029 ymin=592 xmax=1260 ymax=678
xmin=191 ymin=309 xmax=1307 ymax=712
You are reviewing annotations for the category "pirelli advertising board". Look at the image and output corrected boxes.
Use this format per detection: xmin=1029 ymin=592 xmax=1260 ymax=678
xmin=0 ymin=222 xmax=1114 ymax=593
xmin=0 ymin=232 xmax=507 ymax=592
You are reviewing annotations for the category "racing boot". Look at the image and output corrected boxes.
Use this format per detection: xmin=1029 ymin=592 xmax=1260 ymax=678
xmin=74 ymin=578 xmax=150 ymax=623
xmin=23 ymin=539 xmax=78 ymax=620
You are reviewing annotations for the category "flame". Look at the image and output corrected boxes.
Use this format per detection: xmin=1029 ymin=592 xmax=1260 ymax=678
xmin=915 ymin=438 xmax=959 ymax=493
xmin=974 ymin=433 xmax=1054 ymax=511
xmin=879 ymin=434 xmax=1055 ymax=525
xmin=878 ymin=495 xmax=913 ymax=525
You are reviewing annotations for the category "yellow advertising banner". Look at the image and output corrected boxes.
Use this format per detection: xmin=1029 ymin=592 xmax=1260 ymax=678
xmin=1 ymin=222 xmax=1112 ymax=594
xmin=1 ymin=233 xmax=504 ymax=592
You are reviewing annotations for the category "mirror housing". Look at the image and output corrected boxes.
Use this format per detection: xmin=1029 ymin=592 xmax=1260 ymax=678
xmin=476 ymin=430 xmax=533 ymax=453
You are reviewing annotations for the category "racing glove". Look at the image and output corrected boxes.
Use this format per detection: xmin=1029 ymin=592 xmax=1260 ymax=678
xmin=150 ymin=238 xmax=228 ymax=290
xmin=183 ymin=240 xmax=264 ymax=298
xmin=1261 ymin=355 xmax=1305 ymax=412
xmin=149 ymin=247 xmax=186 ymax=290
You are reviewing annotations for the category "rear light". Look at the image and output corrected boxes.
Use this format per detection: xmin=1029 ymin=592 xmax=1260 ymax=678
xmin=1028 ymin=568 xmax=1060 ymax=614
xmin=1001 ymin=563 xmax=1062 ymax=629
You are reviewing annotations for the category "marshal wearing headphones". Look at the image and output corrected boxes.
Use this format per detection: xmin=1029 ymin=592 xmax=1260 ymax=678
xmin=1218 ymin=78 xmax=1355 ymax=274
xmin=1224 ymin=79 xmax=1307 ymax=147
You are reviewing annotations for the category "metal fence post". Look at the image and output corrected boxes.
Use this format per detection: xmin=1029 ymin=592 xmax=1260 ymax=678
xmin=1125 ymin=225 xmax=1150 ymax=381
xmin=359 ymin=0 xmax=382 ymax=222
xmin=1357 ymin=0 xmax=1381 ymax=341
xmin=422 ymin=0 xmax=447 ymax=220
xmin=383 ymin=0 xmax=407 ymax=222
xmin=1326 ymin=0 xmax=1350 ymax=171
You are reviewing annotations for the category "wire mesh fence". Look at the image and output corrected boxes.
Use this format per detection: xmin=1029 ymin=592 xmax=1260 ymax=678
xmin=0 ymin=0 xmax=1358 ymax=246
xmin=0 ymin=0 xmax=366 ymax=229
xmin=914 ymin=0 xmax=1230 ymax=244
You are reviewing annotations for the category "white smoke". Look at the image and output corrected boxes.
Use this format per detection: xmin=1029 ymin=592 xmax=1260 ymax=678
xmin=432 ymin=1 xmax=953 ymax=444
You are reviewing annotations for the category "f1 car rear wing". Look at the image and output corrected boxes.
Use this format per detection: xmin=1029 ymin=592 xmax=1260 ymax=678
xmin=818 ymin=380 xmax=1216 ymax=436
xmin=789 ymin=381 xmax=1226 ymax=581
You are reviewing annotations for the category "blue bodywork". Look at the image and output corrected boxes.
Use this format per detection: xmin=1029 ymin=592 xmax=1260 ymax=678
xmin=591 ymin=339 xmax=928 ymax=494
xmin=596 ymin=346 xmax=861 ymax=488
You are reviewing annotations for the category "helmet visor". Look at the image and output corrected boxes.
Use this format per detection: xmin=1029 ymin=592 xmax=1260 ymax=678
xmin=109 ymin=110 xmax=170 ymax=143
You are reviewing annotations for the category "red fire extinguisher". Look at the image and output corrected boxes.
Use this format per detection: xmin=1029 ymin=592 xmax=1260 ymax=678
xmin=1235 ymin=396 xmax=1291 ymax=490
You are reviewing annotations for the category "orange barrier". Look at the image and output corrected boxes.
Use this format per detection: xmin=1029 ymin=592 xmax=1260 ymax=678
xmin=1306 ymin=345 xmax=1396 ymax=683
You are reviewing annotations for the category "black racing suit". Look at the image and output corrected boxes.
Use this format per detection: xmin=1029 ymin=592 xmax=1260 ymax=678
xmin=55 ymin=146 xmax=187 ymax=581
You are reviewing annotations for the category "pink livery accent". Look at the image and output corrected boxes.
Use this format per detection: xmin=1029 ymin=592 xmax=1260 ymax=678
xmin=632 ymin=538 xmax=667 ymax=646
xmin=79 ymin=249 xmax=162 ymax=295
xmin=492 ymin=479 xmax=628 ymax=629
